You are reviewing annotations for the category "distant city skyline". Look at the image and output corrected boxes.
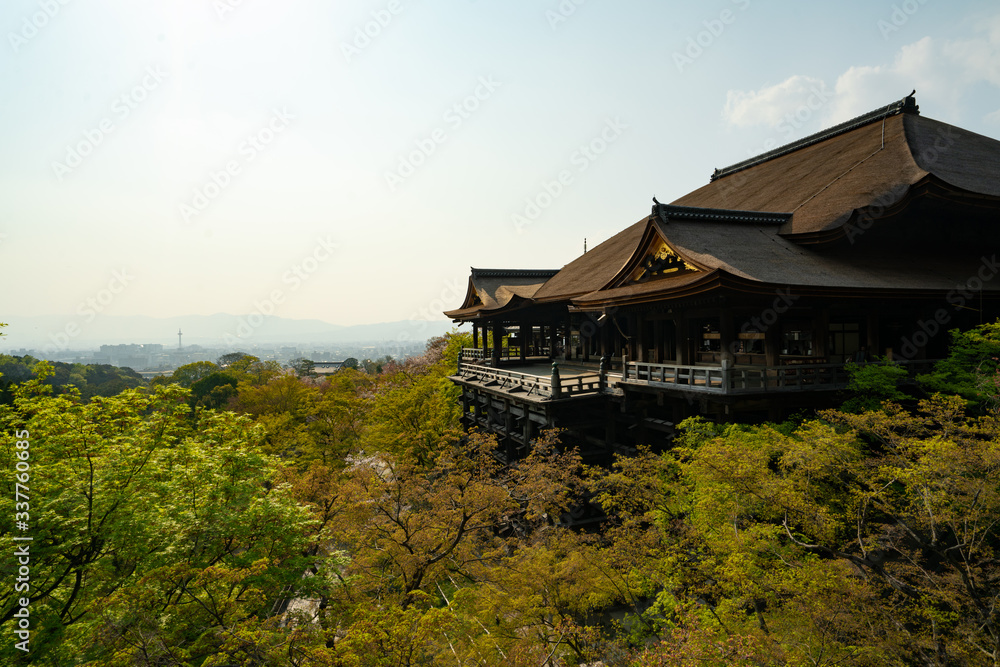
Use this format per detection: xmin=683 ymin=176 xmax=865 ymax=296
xmin=0 ymin=313 xmax=456 ymax=354
xmin=2 ymin=0 xmax=999 ymax=339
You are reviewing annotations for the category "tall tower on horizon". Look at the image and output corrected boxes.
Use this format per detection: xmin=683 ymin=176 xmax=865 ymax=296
xmin=177 ymin=328 xmax=183 ymax=350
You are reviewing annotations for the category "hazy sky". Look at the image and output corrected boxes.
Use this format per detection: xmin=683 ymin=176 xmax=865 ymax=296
xmin=2 ymin=0 xmax=999 ymax=336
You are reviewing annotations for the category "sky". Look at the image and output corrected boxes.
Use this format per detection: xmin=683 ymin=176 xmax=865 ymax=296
xmin=2 ymin=0 xmax=999 ymax=344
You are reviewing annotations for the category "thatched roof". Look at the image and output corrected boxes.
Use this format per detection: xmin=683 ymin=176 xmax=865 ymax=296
xmin=674 ymin=97 xmax=1000 ymax=241
xmin=447 ymin=95 xmax=1000 ymax=318
xmin=444 ymin=268 xmax=558 ymax=320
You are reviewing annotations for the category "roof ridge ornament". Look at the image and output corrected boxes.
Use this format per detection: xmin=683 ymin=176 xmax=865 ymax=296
xmin=470 ymin=268 xmax=560 ymax=279
xmin=651 ymin=199 xmax=792 ymax=225
xmin=710 ymin=91 xmax=920 ymax=182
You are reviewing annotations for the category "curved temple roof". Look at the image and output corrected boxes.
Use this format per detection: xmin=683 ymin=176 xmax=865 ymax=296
xmin=444 ymin=268 xmax=558 ymax=320
xmin=675 ymin=96 xmax=1000 ymax=241
xmin=448 ymin=95 xmax=1000 ymax=320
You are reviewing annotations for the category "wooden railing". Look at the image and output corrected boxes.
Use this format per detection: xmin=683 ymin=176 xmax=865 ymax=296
xmin=460 ymin=348 xmax=485 ymax=363
xmin=559 ymin=373 xmax=603 ymax=397
xmin=455 ymin=364 xmax=602 ymax=399
xmin=458 ymin=352 xmax=938 ymax=399
xmin=625 ymin=362 xmax=726 ymax=390
xmin=460 ymin=346 xmax=553 ymax=366
xmin=727 ymin=363 xmax=850 ymax=392
xmin=623 ymin=359 xmax=938 ymax=395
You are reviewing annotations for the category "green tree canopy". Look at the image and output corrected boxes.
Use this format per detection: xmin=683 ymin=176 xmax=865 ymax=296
xmin=169 ymin=360 xmax=219 ymax=387
xmin=919 ymin=319 xmax=1000 ymax=412
xmin=0 ymin=366 xmax=324 ymax=664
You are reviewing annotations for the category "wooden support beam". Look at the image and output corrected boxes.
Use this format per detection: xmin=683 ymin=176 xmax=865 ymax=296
xmin=674 ymin=317 xmax=687 ymax=365
xmin=720 ymin=309 xmax=736 ymax=366
xmin=813 ymin=307 xmax=829 ymax=359
xmin=491 ymin=321 xmax=502 ymax=366
xmin=765 ymin=322 xmax=781 ymax=367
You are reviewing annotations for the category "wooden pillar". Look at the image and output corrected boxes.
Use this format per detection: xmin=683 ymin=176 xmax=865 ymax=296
xmin=653 ymin=318 xmax=663 ymax=364
xmin=482 ymin=320 xmax=490 ymax=359
xmin=720 ymin=309 xmax=736 ymax=366
xmin=566 ymin=314 xmax=574 ymax=360
xmin=519 ymin=322 xmax=527 ymax=362
xmin=628 ymin=313 xmax=638 ymax=362
xmin=600 ymin=316 xmax=610 ymax=360
xmin=491 ymin=321 xmax=502 ymax=366
xmin=765 ymin=320 xmax=781 ymax=366
xmin=473 ymin=323 xmax=479 ymax=350
xmin=674 ymin=318 xmax=687 ymax=365
xmin=636 ymin=314 xmax=646 ymax=362
xmin=504 ymin=399 xmax=515 ymax=458
xmin=866 ymin=310 xmax=879 ymax=359
xmin=813 ymin=307 xmax=829 ymax=360
xmin=550 ymin=319 xmax=559 ymax=358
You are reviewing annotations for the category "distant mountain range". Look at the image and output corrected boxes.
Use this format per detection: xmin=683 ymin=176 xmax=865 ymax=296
xmin=0 ymin=314 xmax=457 ymax=349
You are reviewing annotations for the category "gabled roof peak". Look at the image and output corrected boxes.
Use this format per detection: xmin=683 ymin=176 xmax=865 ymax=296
xmin=710 ymin=92 xmax=920 ymax=182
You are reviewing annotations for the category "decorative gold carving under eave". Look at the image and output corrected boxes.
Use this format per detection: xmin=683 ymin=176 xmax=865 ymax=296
xmin=632 ymin=242 xmax=698 ymax=282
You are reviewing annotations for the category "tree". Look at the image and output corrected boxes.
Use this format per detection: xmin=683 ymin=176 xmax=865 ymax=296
xmin=919 ymin=320 xmax=1000 ymax=412
xmin=659 ymin=401 xmax=1000 ymax=665
xmin=230 ymin=373 xmax=320 ymax=459
xmin=0 ymin=355 xmax=37 ymax=403
xmin=362 ymin=333 xmax=468 ymax=465
xmin=217 ymin=351 xmax=252 ymax=368
xmin=318 ymin=428 xmax=607 ymax=666
xmin=306 ymin=368 xmax=372 ymax=466
xmin=0 ymin=365 xmax=330 ymax=664
xmin=290 ymin=357 xmax=316 ymax=377
xmin=841 ymin=357 xmax=908 ymax=413
xmin=189 ymin=371 xmax=239 ymax=409
xmin=169 ymin=360 xmax=219 ymax=387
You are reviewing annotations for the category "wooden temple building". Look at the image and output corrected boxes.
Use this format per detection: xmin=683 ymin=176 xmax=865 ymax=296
xmin=445 ymin=94 xmax=1000 ymax=460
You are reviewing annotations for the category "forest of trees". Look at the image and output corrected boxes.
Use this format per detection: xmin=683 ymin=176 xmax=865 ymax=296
xmin=1 ymin=322 xmax=999 ymax=665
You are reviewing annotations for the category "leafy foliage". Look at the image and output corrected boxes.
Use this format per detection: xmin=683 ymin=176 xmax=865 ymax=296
xmin=0 ymin=366 xmax=320 ymax=665
xmin=918 ymin=320 xmax=1000 ymax=412
xmin=5 ymin=324 xmax=1000 ymax=665
xmin=0 ymin=356 xmax=147 ymax=403
xmin=841 ymin=357 xmax=909 ymax=413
